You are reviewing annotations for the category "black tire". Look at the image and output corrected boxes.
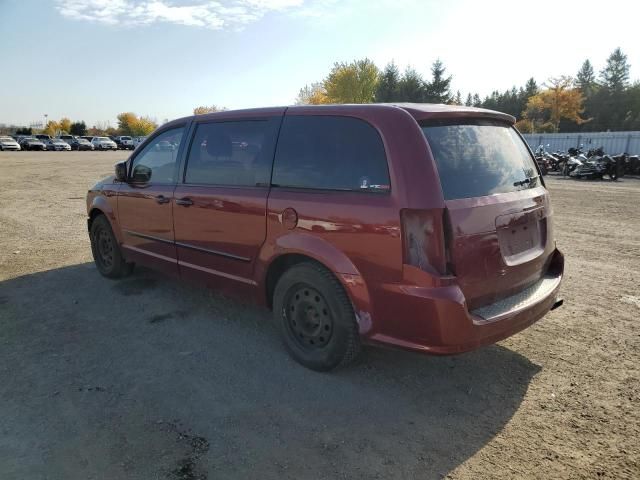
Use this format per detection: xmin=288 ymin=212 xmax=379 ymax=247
xmin=273 ymin=262 xmax=361 ymax=371
xmin=90 ymin=215 xmax=133 ymax=278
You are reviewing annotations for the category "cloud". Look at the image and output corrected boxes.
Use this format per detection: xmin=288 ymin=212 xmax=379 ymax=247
xmin=55 ymin=0 xmax=306 ymax=30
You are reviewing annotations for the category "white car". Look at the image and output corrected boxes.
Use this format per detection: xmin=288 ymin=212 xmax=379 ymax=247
xmin=91 ymin=137 xmax=118 ymax=151
xmin=115 ymin=136 xmax=135 ymax=150
xmin=132 ymin=136 xmax=148 ymax=149
xmin=44 ymin=138 xmax=72 ymax=151
xmin=0 ymin=136 xmax=21 ymax=151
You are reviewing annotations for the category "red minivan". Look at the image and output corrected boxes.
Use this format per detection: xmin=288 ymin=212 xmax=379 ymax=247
xmin=87 ymin=104 xmax=563 ymax=370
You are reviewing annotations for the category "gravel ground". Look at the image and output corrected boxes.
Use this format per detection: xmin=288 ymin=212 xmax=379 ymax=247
xmin=0 ymin=151 xmax=638 ymax=480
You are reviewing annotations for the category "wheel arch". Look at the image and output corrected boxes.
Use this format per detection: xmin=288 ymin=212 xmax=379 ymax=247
xmin=87 ymin=194 xmax=122 ymax=243
xmin=258 ymin=234 xmax=374 ymax=335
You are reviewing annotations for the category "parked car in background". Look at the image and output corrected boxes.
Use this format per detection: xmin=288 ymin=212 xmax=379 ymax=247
xmin=114 ymin=136 xmax=135 ymax=150
xmin=91 ymin=136 xmax=118 ymax=150
xmin=19 ymin=137 xmax=47 ymax=151
xmin=70 ymin=137 xmax=94 ymax=151
xmin=156 ymin=140 xmax=176 ymax=151
xmin=44 ymin=138 xmax=72 ymax=151
xmin=86 ymin=104 xmax=564 ymax=371
xmin=132 ymin=136 xmax=147 ymax=149
xmin=0 ymin=136 xmax=21 ymax=151
xmin=57 ymin=134 xmax=75 ymax=145
xmin=34 ymin=134 xmax=51 ymax=143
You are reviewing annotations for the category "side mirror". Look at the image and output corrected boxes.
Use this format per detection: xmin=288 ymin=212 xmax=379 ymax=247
xmin=131 ymin=164 xmax=152 ymax=183
xmin=114 ymin=162 xmax=127 ymax=182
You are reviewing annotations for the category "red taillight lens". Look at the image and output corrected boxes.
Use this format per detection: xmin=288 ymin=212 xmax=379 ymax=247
xmin=400 ymin=208 xmax=448 ymax=275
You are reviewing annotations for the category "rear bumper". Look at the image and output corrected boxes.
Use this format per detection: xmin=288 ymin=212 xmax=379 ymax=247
xmin=367 ymin=249 xmax=564 ymax=355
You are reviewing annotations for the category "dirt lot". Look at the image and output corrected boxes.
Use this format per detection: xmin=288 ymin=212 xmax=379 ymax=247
xmin=0 ymin=151 xmax=638 ymax=479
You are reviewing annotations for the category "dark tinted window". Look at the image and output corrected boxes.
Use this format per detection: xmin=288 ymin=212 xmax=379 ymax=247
xmin=185 ymin=119 xmax=279 ymax=186
xmin=421 ymin=121 xmax=539 ymax=200
xmin=130 ymin=127 xmax=184 ymax=184
xmin=272 ymin=116 xmax=390 ymax=192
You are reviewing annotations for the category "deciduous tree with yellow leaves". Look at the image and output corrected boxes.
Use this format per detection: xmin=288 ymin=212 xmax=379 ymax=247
xmin=193 ymin=105 xmax=226 ymax=115
xmin=58 ymin=117 xmax=71 ymax=134
xmin=296 ymin=59 xmax=378 ymax=105
xmin=43 ymin=120 xmax=60 ymax=136
xmin=518 ymin=76 xmax=586 ymax=133
xmin=323 ymin=58 xmax=379 ymax=104
xmin=117 ymin=112 xmax=157 ymax=136
xmin=295 ymin=83 xmax=328 ymax=105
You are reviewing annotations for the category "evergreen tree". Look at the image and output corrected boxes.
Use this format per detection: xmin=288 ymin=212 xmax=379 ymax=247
xmin=70 ymin=121 xmax=87 ymax=136
xmin=452 ymin=90 xmax=462 ymax=105
xmin=375 ymin=62 xmax=401 ymax=102
xmin=472 ymin=93 xmax=481 ymax=107
xmin=397 ymin=67 xmax=426 ymax=102
xmin=465 ymin=93 xmax=473 ymax=106
xmin=524 ymin=77 xmax=539 ymax=98
xmin=600 ymin=48 xmax=630 ymax=91
xmin=590 ymin=48 xmax=632 ymax=130
xmin=425 ymin=59 xmax=452 ymax=103
xmin=576 ymin=59 xmax=596 ymax=93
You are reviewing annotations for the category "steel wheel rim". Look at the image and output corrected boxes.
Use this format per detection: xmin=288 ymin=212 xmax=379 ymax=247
xmin=284 ymin=284 xmax=333 ymax=350
xmin=96 ymin=228 xmax=114 ymax=269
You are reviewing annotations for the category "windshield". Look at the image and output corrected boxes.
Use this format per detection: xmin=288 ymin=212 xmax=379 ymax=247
xmin=0 ymin=137 xmax=13 ymax=141
xmin=421 ymin=120 xmax=539 ymax=200
xmin=96 ymin=137 xmax=110 ymax=141
xmin=121 ymin=136 xmax=131 ymax=140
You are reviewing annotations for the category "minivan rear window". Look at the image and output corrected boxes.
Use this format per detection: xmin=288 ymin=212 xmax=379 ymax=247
xmin=421 ymin=120 xmax=539 ymax=200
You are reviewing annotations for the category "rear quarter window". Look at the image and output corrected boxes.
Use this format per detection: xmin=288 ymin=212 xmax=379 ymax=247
xmin=272 ymin=115 xmax=390 ymax=192
xmin=421 ymin=120 xmax=539 ymax=200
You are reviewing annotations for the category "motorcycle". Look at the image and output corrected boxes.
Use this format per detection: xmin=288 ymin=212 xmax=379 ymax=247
xmin=563 ymin=146 xmax=587 ymax=177
xmin=617 ymin=153 xmax=640 ymax=175
xmin=572 ymin=147 xmax=624 ymax=181
xmin=534 ymin=145 xmax=550 ymax=175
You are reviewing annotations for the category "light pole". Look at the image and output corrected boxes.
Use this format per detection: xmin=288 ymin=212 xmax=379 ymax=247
xmin=44 ymin=114 xmax=48 ymax=132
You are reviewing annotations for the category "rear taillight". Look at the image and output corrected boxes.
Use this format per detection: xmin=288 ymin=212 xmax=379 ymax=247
xmin=400 ymin=208 xmax=449 ymax=275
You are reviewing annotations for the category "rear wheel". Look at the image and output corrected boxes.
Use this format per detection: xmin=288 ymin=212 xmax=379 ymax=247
xmin=273 ymin=262 xmax=360 ymax=371
xmin=90 ymin=215 xmax=133 ymax=278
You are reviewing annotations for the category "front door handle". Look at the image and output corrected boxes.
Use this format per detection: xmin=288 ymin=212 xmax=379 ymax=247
xmin=155 ymin=195 xmax=170 ymax=204
xmin=175 ymin=197 xmax=194 ymax=207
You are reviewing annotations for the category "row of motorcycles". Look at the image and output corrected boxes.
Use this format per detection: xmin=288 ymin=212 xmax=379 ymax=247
xmin=534 ymin=145 xmax=640 ymax=181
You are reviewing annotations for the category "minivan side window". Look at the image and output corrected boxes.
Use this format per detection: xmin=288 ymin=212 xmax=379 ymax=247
xmin=130 ymin=127 xmax=184 ymax=184
xmin=272 ymin=116 xmax=390 ymax=192
xmin=184 ymin=119 xmax=280 ymax=187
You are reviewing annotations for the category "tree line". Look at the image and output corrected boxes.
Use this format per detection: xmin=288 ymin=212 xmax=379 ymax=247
xmin=295 ymin=48 xmax=638 ymax=133
xmin=8 ymin=113 xmax=159 ymax=138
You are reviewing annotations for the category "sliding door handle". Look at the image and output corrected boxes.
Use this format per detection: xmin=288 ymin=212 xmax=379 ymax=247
xmin=175 ymin=197 xmax=194 ymax=206
xmin=154 ymin=195 xmax=170 ymax=204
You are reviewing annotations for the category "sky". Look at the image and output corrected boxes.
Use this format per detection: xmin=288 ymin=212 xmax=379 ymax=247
xmin=0 ymin=0 xmax=639 ymax=128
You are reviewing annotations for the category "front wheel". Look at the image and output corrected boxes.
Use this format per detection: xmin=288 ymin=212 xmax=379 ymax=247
xmin=90 ymin=215 xmax=134 ymax=278
xmin=273 ymin=262 xmax=361 ymax=371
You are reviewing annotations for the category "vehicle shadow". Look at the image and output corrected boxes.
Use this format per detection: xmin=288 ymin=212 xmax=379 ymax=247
xmin=0 ymin=263 xmax=541 ymax=480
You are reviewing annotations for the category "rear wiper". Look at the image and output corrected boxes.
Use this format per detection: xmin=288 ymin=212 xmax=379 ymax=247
xmin=513 ymin=178 xmax=531 ymax=187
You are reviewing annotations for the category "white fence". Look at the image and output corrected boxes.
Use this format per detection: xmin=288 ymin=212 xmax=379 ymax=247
xmin=522 ymin=131 xmax=640 ymax=154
